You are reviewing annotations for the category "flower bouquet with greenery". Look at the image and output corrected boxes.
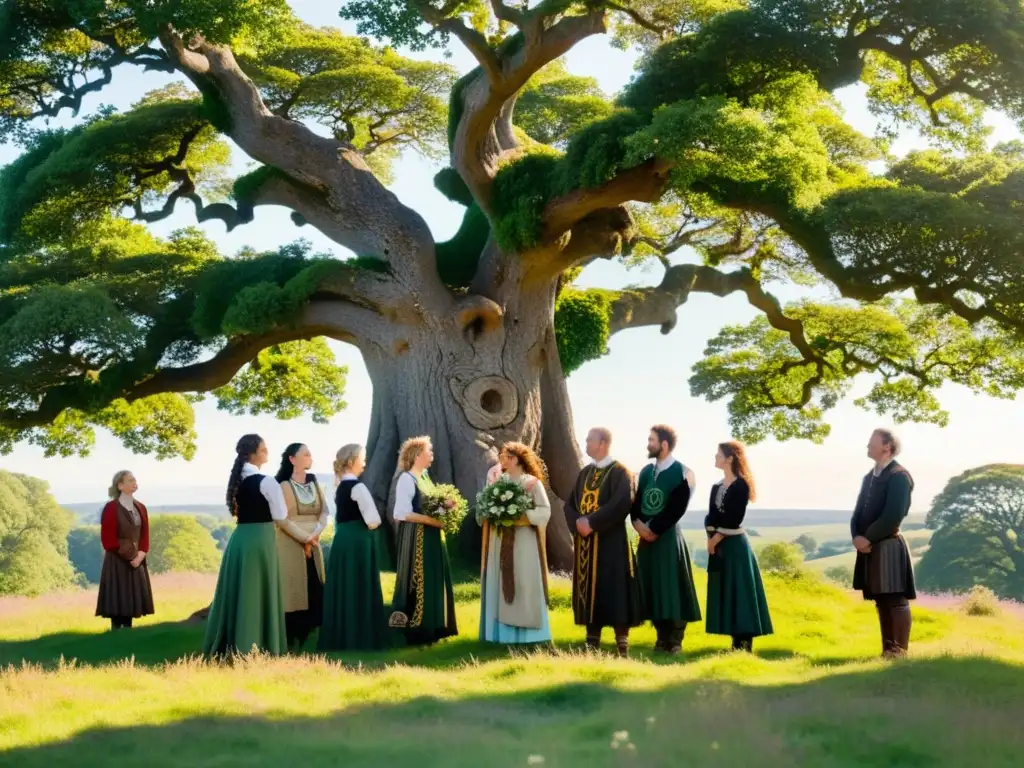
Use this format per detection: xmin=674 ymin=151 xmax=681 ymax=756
xmin=475 ymin=476 xmax=535 ymax=532
xmin=421 ymin=483 xmax=468 ymax=537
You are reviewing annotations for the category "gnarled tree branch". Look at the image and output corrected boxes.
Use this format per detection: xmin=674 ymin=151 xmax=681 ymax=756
xmin=157 ymin=26 xmax=446 ymax=304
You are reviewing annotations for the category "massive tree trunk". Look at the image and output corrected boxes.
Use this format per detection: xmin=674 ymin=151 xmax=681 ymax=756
xmin=356 ymin=274 xmax=579 ymax=571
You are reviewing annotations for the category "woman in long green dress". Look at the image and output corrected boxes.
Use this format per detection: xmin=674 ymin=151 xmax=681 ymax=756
xmin=705 ymin=441 xmax=773 ymax=652
xmin=203 ymin=434 xmax=288 ymax=657
xmin=318 ymin=443 xmax=388 ymax=651
xmin=388 ymin=436 xmax=457 ymax=646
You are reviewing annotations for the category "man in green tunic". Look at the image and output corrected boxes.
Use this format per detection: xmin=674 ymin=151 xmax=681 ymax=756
xmin=631 ymin=425 xmax=702 ymax=654
xmin=564 ymin=427 xmax=642 ymax=657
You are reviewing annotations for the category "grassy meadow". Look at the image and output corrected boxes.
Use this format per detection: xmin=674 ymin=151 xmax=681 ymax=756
xmin=3 ymin=568 xmax=1024 ymax=767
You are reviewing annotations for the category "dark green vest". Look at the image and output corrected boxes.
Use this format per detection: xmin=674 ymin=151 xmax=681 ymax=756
xmin=636 ymin=461 xmax=685 ymax=521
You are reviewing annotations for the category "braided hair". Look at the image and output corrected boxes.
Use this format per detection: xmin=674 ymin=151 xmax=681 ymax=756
xmin=274 ymin=443 xmax=305 ymax=483
xmin=226 ymin=433 xmax=264 ymax=518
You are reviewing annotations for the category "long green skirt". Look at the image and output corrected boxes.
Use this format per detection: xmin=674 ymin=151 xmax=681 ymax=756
xmin=706 ymin=534 xmax=774 ymax=637
xmin=318 ymin=522 xmax=388 ymax=652
xmin=389 ymin=522 xmax=457 ymax=646
xmin=636 ymin=526 xmax=702 ymax=623
xmin=203 ymin=522 xmax=286 ymax=657
xmin=373 ymin=523 xmax=396 ymax=573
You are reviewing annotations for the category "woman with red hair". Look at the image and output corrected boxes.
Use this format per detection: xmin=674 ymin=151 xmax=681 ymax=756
xmin=705 ymin=441 xmax=773 ymax=652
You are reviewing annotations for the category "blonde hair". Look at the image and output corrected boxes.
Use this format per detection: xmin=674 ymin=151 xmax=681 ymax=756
xmin=334 ymin=443 xmax=365 ymax=477
xmin=590 ymin=426 xmax=612 ymax=445
xmin=398 ymin=436 xmax=431 ymax=472
xmin=108 ymin=470 xmax=133 ymax=500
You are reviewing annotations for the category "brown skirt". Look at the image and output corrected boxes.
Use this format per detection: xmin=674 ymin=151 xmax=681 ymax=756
xmin=95 ymin=552 xmax=155 ymax=619
xmin=853 ymin=535 xmax=916 ymax=600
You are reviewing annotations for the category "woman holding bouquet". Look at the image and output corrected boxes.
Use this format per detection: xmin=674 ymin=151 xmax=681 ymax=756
xmin=389 ymin=436 xmax=458 ymax=646
xmin=478 ymin=442 xmax=552 ymax=645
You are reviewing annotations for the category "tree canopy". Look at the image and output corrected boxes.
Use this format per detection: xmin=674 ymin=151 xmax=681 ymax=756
xmin=917 ymin=464 xmax=1024 ymax=600
xmin=1 ymin=0 xmax=1024 ymax=462
xmin=0 ymin=470 xmax=76 ymax=595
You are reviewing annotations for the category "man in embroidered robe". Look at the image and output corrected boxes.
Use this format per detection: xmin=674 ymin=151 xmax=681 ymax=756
xmin=631 ymin=425 xmax=702 ymax=654
xmin=564 ymin=427 xmax=642 ymax=657
xmin=850 ymin=428 xmax=916 ymax=657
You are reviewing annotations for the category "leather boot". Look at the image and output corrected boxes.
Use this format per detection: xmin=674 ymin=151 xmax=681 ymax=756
xmin=653 ymin=622 xmax=667 ymax=652
xmin=889 ymin=603 xmax=912 ymax=656
xmin=666 ymin=626 xmax=684 ymax=655
xmin=614 ymin=627 xmax=629 ymax=658
xmin=586 ymin=624 xmax=601 ymax=652
xmin=732 ymin=635 xmax=752 ymax=653
xmin=876 ymin=601 xmax=894 ymax=657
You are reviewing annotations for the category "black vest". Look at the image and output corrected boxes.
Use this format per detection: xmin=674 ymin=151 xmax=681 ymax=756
xmin=336 ymin=480 xmax=371 ymax=526
xmin=236 ymin=474 xmax=273 ymax=524
xmin=852 ymin=462 xmax=914 ymax=536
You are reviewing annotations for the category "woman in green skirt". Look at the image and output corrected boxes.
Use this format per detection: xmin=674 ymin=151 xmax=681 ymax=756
xmin=388 ymin=436 xmax=458 ymax=646
xmin=318 ymin=443 xmax=388 ymax=651
xmin=705 ymin=441 xmax=773 ymax=652
xmin=203 ymin=434 xmax=288 ymax=657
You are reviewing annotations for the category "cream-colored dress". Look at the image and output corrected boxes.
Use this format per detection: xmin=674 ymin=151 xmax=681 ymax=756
xmin=276 ymin=479 xmax=328 ymax=613
xmin=479 ymin=474 xmax=552 ymax=640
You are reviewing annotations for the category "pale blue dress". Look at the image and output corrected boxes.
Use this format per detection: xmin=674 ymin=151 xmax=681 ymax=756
xmin=479 ymin=473 xmax=552 ymax=644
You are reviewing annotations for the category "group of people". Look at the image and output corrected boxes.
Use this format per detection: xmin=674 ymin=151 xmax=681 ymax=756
xmin=94 ymin=423 xmax=916 ymax=660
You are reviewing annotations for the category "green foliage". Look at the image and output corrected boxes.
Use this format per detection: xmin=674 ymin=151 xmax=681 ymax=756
xmin=214 ymin=339 xmax=348 ymax=424
xmin=792 ymin=533 xmax=818 ymax=557
xmin=691 ymin=300 xmax=1024 ymax=444
xmin=553 ymin=288 xmax=616 ymax=375
xmin=0 ymin=471 xmax=76 ymax=596
xmin=0 ymin=96 xmax=230 ymax=249
xmin=823 ymin=564 xmax=853 ymax=586
xmin=147 ymin=515 xmax=221 ymax=575
xmin=758 ymin=541 xmax=804 ymax=575
xmin=435 ymin=203 xmax=490 ymax=288
xmin=491 ymin=147 xmax=562 ymax=251
xmin=515 ymin=60 xmax=614 ymax=147
xmin=67 ymin=525 xmax=104 ymax=584
xmin=237 ymin=24 xmax=456 ymax=176
xmin=918 ymin=464 xmax=1024 ymax=600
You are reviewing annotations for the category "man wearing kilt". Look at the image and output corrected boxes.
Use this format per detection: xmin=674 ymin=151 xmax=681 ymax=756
xmin=851 ymin=428 xmax=916 ymax=658
xmin=631 ymin=425 xmax=702 ymax=654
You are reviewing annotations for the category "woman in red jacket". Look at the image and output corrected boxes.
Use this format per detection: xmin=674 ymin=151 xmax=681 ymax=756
xmin=95 ymin=470 xmax=155 ymax=629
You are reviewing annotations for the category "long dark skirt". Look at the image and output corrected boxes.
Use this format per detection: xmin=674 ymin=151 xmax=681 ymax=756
xmin=96 ymin=553 xmax=155 ymax=620
xmin=390 ymin=523 xmax=457 ymax=646
xmin=319 ymin=522 xmax=388 ymax=652
xmin=202 ymin=523 xmax=286 ymax=657
xmin=285 ymin=556 xmax=323 ymax=647
xmin=706 ymin=534 xmax=773 ymax=638
xmin=853 ymin=535 xmax=916 ymax=600
xmin=636 ymin=526 xmax=702 ymax=623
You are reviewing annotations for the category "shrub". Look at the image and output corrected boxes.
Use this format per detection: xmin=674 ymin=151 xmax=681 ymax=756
xmin=961 ymin=585 xmax=1001 ymax=617
xmin=67 ymin=525 xmax=104 ymax=583
xmin=792 ymin=534 xmax=818 ymax=557
xmin=758 ymin=542 xmax=804 ymax=575
xmin=147 ymin=515 xmax=221 ymax=574
xmin=823 ymin=565 xmax=853 ymax=585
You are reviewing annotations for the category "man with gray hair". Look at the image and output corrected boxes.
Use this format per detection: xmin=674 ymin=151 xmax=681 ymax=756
xmin=563 ymin=427 xmax=642 ymax=657
xmin=850 ymin=428 xmax=916 ymax=657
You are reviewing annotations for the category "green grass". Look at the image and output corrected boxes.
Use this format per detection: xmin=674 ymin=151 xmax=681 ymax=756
xmin=2 ymin=570 xmax=1024 ymax=767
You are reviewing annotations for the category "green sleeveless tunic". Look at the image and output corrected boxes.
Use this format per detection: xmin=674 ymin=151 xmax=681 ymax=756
xmin=633 ymin=461 xmax=702 ymax=624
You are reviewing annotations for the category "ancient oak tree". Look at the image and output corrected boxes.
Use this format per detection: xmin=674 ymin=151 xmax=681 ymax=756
xmin=3 ymin=1 xmax=1024 ymax=568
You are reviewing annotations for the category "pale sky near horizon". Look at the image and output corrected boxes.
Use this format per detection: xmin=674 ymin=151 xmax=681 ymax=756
xmin=1 ymin=1 xmax=1022 ymax=511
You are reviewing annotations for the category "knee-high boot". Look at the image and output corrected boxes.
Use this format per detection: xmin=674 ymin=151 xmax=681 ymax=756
xmin=889 ymin=602 xmax=911 ymax=656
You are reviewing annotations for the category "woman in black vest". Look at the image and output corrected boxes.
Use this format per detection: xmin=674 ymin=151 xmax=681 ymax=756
xmin=203 ymin=434 xmax=288 ymax=657
xmin=388 ymin=435 xmax=458 ymax=646
xmin=318 ymin=443 xmax=388 ymax=651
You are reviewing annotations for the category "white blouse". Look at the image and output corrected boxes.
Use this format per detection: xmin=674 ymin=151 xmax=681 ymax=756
xmin=340 ymin=474 xmax=382 ymax=529
xmin=393 ymin=471 xmax=418 ymax=522
xmin=240 ymin=463 xmax=288 ymax=521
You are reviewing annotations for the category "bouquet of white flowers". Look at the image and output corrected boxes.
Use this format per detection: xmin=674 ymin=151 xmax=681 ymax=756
xmin=421 ymin=483 xmax=468 ymax=537
xmin=475 ymin=476 xmax=535 ymax=531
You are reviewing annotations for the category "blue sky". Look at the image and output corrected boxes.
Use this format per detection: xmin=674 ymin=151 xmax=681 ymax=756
xmin=2 ymin=2 xmax=1022 ymax=510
